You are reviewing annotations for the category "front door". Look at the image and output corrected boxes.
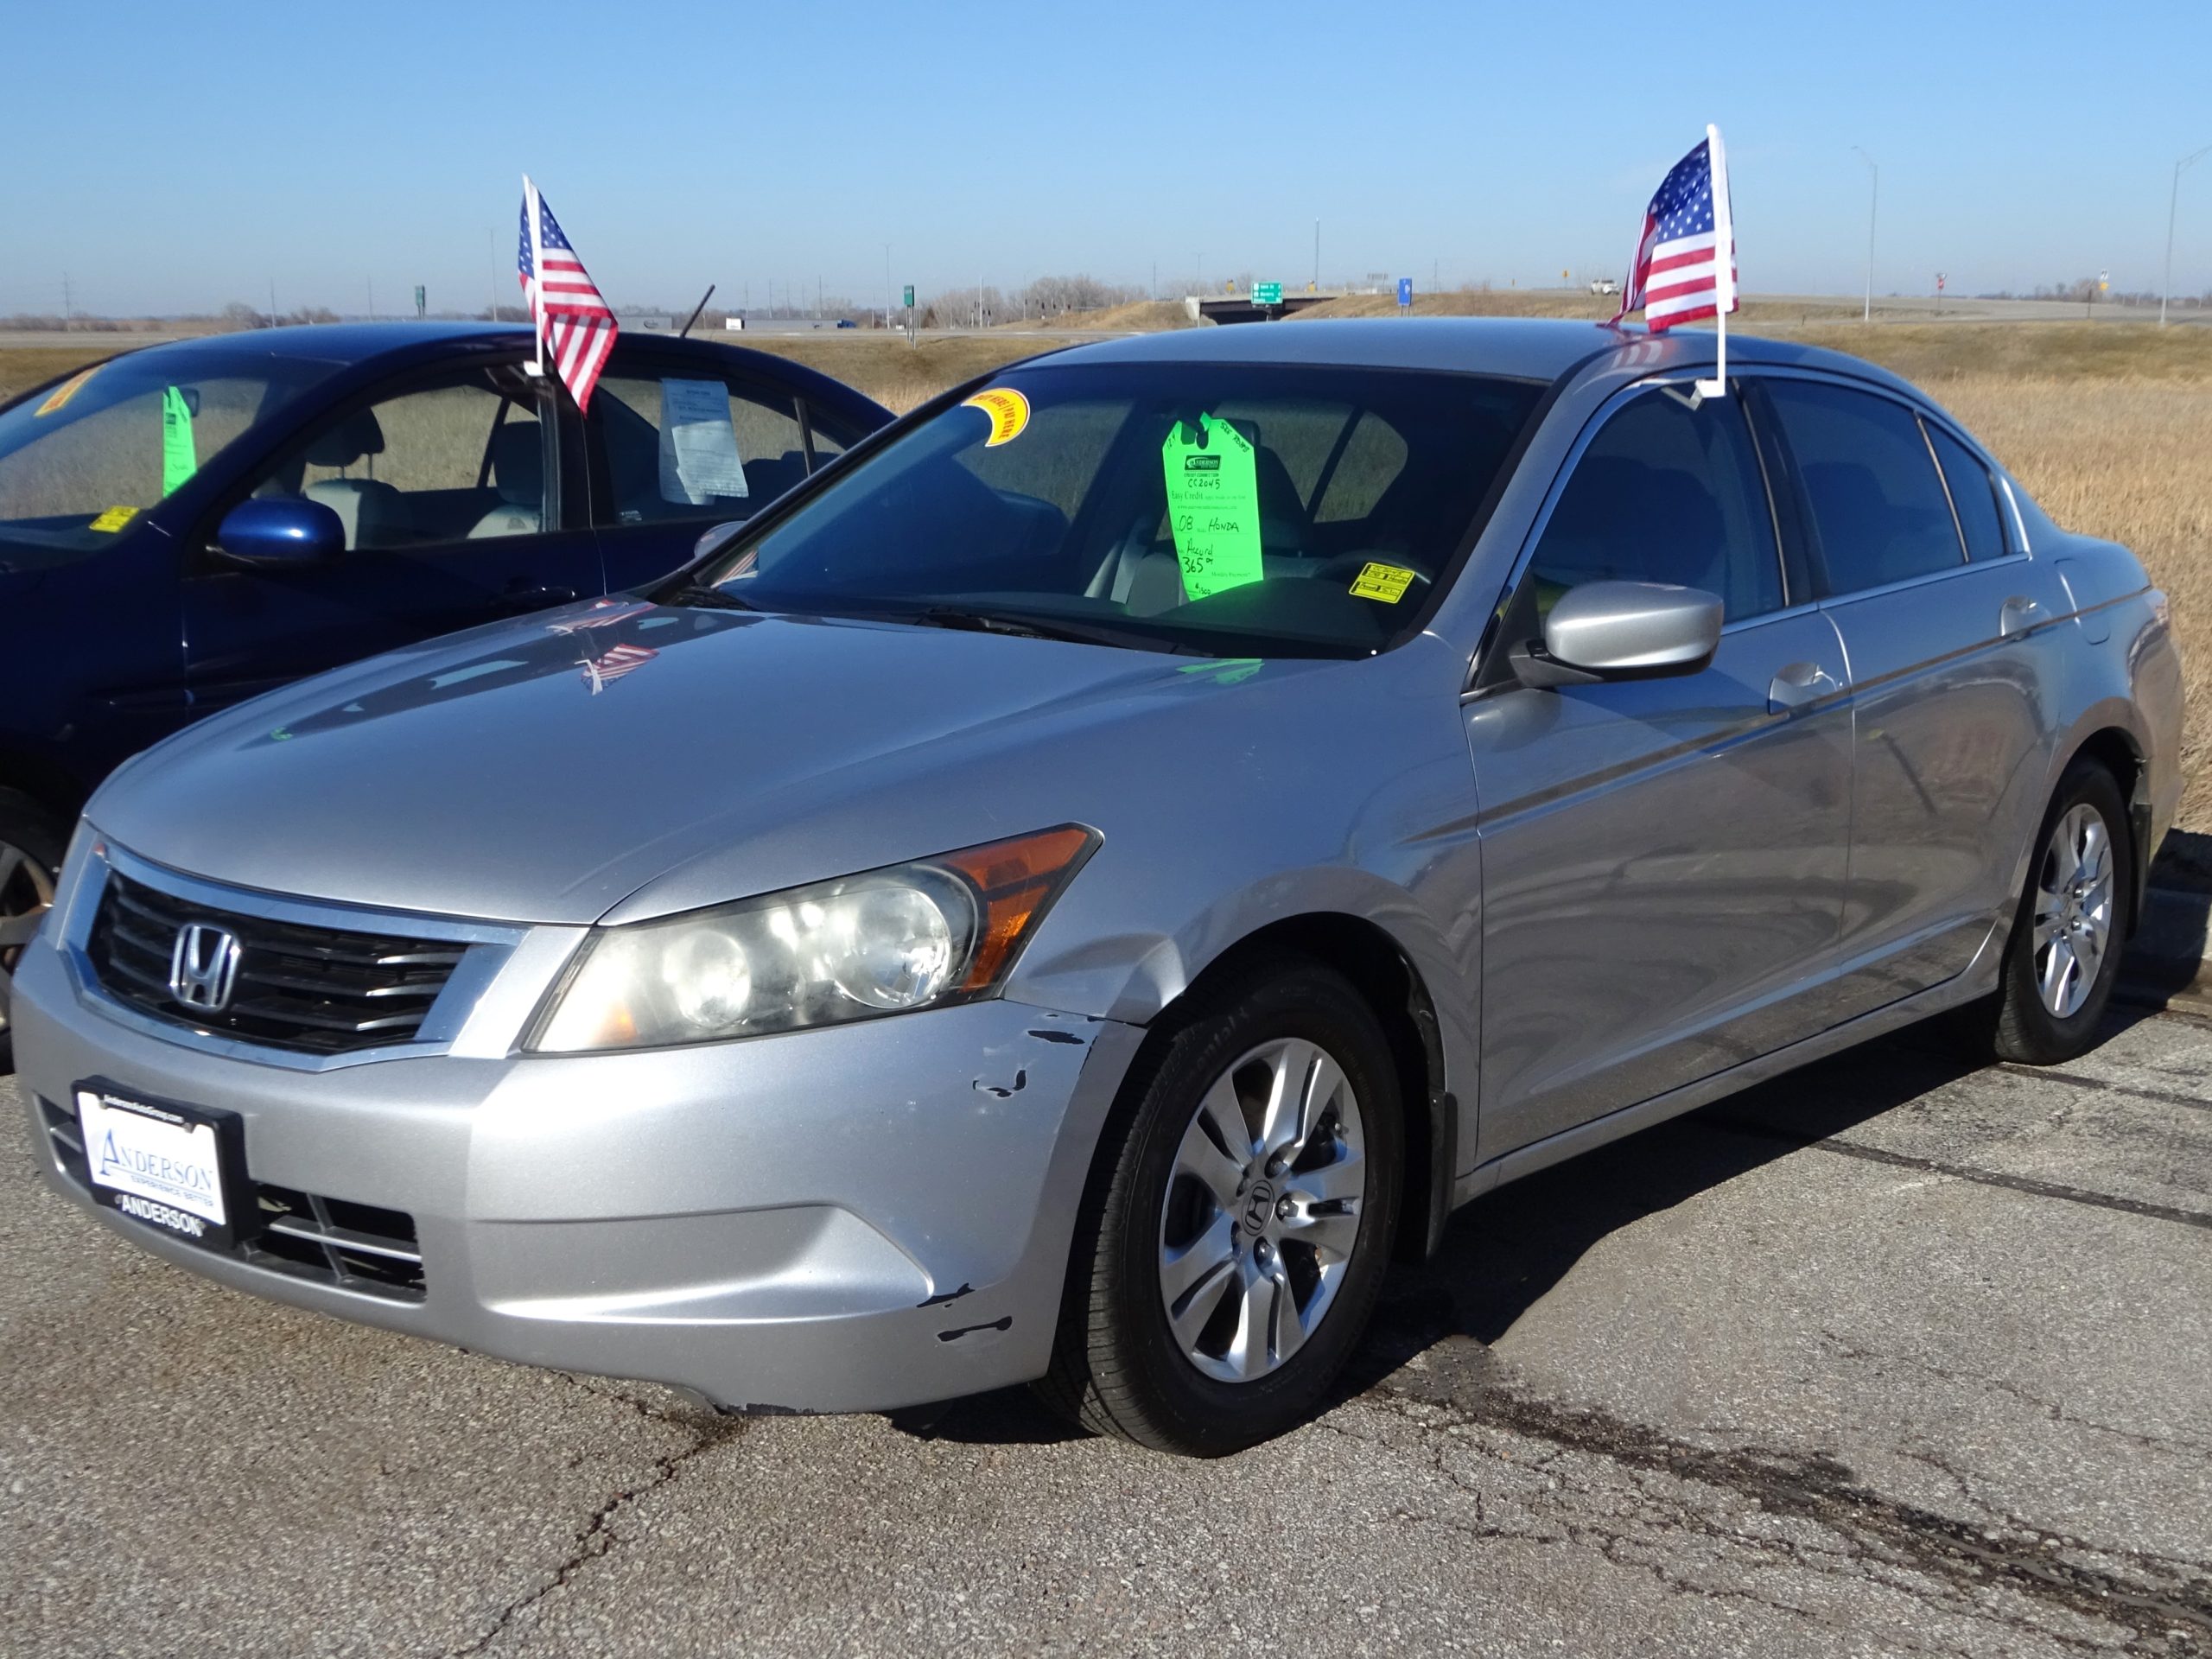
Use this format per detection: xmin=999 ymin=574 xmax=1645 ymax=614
xmin=1468 ymin=382 xmax=1855 ymax=1160
xmin=181 ymin=365 xmax=604 ymax=710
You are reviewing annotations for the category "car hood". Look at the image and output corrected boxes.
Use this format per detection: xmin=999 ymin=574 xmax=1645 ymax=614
xmin=91 ymin=600 xmax=1333 ymax=925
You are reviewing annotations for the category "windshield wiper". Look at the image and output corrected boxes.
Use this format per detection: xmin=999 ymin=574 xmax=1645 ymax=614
xmin=899 ymin=605 xmax=1201 ymax=655
xmin=663 ymin=582 xmax=760 ymax=612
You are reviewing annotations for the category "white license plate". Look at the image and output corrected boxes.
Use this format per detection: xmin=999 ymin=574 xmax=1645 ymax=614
xmin=76 ymin=1088 xmax=234 ymax=1248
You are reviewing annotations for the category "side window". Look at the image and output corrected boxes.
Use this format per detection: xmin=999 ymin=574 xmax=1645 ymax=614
xmin=1527 ymin=387 xmax=1783 ymax=622
xmin=1926 ymin=424 xmax=2008 ymax=563
xmin=1764 ymin=380 xmax=1964 ymax=592
xmin=802 ymin=400 xmax=864 ymax=463
xmin=592 ymin=372 xmax=806 ymax=528
xmin=247 ymin=377 xmax=550 ymax=551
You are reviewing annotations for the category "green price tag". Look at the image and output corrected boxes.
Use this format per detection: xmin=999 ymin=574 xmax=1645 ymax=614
xmin=1160 ymin=414 xmax=1262 ymax=601
xmin=161 ymin=386 xmax=196 ymax=496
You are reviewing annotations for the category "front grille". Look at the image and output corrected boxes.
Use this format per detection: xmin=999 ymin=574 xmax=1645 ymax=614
xmin=86 ymin=869 xmax=467 ymax=1056
xmin=39 ymin=1095 xmax=426 ymax=1302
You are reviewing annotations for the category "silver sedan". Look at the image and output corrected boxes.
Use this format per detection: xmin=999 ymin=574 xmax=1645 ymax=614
xmin=14 ymin=320 xmax=2183 ymax=1454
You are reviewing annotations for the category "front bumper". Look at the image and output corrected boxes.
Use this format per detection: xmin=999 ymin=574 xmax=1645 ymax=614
xmin=13 ymin=931 xmax=1142 ymax=1413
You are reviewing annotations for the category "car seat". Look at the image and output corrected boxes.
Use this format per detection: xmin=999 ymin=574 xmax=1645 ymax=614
xmin=468 ymin=421 xmax=544 ymax=538
xmin=301 ymin=408 xmax=410 ymax=550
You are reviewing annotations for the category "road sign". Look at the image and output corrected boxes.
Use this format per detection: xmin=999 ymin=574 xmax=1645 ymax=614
xmin=1251 ymin=282 xmax=1282 ymax=306
xmin=414 ymin=284 xmax=426 ymax=318
xmin=1396 ymin=277 xmax=1413 ymax=308
xmin=903 ymin=284 xmax=915 ymax=308
xmin=1936 ymin=273 xmax=1945 ymax=292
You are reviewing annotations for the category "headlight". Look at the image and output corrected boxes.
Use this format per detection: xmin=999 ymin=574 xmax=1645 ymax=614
xmin=529 ymin=824 xmax=1098 ymax=1053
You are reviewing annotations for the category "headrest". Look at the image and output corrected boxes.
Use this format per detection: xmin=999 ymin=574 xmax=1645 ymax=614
xmin=488 ymin=421 xmax=543 ymax=505
xmin=303 ymin=408 xmax=385 ymax=469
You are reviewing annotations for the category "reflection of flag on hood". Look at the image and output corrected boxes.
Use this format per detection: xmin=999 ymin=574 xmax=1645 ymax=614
xmin=546 ymin=599 xmax=655 ymax=635
xmin=577 ymin=642 xmax=658 ymax=694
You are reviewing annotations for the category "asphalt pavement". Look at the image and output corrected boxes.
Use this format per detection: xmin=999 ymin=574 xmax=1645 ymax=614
xmin=3 ymin=1005 xmax=2208 ymax=1658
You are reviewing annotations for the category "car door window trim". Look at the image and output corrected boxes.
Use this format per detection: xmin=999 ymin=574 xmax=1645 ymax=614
xmin=1471 ymin=372 xmax=1791 ymax=692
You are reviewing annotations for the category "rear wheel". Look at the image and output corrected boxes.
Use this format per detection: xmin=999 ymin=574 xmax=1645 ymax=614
xmin=1039 ymin=958 xmax=1402 ymax=1455
xmin=1981 ymin=760 xmax=2132 ymax=1065
xmin=0 ymin=791 xmax=67 ymax=1075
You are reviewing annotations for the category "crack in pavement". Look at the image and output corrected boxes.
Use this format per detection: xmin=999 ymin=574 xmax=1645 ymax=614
xmin=444 ymin=1395 xmax=750 ymax=1657
xmin=1700 ymin=1116 xmax=2212 ymax=1231
xmin=2000 ymin=1064 xmax=2212 ymax=1118
xmin=1361 ymin=1343 xmax=2212 ymax=1656
xmin=1817 ymin=1329 xmax=2212 ymax=1462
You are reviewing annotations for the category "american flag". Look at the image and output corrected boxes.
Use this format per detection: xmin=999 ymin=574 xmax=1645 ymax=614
xmin=576 ymin=642 xmax=658 ymax=694
xmin=519 ymin=178 xmax=619 ymax=412
xmin=1616 ymin=133 xmax=1738 ymax=332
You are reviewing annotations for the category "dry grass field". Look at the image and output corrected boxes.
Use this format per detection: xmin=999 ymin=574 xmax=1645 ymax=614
xmin=6 ymin=322 xmax=2203 ymax=830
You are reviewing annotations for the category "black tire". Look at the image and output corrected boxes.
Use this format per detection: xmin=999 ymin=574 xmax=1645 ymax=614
xmin=1978 ymin=760 xmax=2133 ymax=1066
xmin=0 ymin=788 xmax=68 ymax=1076
xmin=1037 ymin=956 xmax=1402 ymax=1456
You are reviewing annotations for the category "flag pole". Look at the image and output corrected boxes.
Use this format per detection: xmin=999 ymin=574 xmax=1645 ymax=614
xmin=1697 ymin=124 xmax=1733 ymax=400
xmin=524 ymin=174 xmax=546 ymax=378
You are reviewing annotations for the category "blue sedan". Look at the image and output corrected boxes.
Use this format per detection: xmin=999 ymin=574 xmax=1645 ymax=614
xmin=0 ymin=322 xmax=891 ymax=1062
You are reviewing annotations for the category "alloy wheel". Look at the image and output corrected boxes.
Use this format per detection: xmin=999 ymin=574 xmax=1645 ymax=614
xmin=0 ymin=838 xmax=57 ymax=1036
xmin=2031 ymin=802 xmax=2114 ymax=1020
xmin=1156 ymin=1037 xmax=1366 ymax=1384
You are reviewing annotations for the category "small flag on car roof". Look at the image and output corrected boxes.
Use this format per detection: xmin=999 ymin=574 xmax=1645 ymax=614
xmin=518 ymin=176 xmax=619 ymax=413
xmin=1616 ymin=126 xmax=1738 ymax=396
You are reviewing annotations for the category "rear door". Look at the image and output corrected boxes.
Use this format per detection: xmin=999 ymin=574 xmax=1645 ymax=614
xmin=1469 ymin=381 xmax=1855 ymax=1159
xmin=181 ymin=363 xmax=602 ymax=708
xmin=1756 ymin=375 xmax=2069 ymax=1014
xmin=583 ymin=348 xmax=875 ymax=593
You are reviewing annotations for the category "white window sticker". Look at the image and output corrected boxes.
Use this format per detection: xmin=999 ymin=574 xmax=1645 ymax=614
xmin=77 ymin=1091 xmax=227 ymax=1229
xmin=657 ymin=378 xmax=749 ymax=505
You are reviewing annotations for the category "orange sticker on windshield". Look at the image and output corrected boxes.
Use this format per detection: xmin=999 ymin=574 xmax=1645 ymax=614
xmin=962 ymin=387 xmax=1030 ymax=447
xmin=88 ymin=505 xmax=138 ymax=533
xmin=35 ymin=365 xmax=100 ymax=417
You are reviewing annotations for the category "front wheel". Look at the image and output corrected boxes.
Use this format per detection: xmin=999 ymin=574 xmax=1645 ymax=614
xmin=1983 ymin=760 xmax=2133 ymax=1065
xmin=1039 ymin=958 xmax=1402 ymax=1455
xmin=0 ymin=790 xmax=67 ymax=1076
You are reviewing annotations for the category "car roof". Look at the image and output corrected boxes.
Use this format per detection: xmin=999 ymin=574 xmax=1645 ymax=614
xmin=1036 ymin=316 xmax=1923 ymax=401
xmin=48 ymin=322 xmax=892 ymax=420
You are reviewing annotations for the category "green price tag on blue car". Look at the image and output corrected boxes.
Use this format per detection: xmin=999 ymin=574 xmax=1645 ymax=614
xmin=161 ymin=386 xmax=197 ymax=496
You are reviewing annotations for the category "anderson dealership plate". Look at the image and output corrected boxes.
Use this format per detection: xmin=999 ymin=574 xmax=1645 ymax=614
xmin=74 ymin=1084 xmax=247 ymax=1251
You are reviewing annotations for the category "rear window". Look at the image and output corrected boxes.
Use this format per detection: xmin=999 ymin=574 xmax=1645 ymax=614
xmin=1764 ymin=379 xmax=1965 ymax=594
xmin=0 ymin=347 xmax=337 ymax=569
xmin=689 ymin=362 xmax=1545 ymax=658
xmin=1926 ymin=424 xmax=2008 ymax=563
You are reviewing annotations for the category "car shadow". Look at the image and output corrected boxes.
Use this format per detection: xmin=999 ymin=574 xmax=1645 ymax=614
xmin=888 ymin=1004 xmax=2155 ymax=1450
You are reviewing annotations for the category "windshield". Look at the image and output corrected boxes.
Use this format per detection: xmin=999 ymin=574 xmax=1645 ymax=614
xmin=0 ymin=347 xmax=340 ymax=569
xmin=683 ymin=361 xmax=1545 ymax=658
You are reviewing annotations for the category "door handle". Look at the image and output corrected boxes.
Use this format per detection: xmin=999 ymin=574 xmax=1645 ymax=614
xmin=1768 ymin=662 xmax=1839 ymax=714
xmin=1999 ymin=594 xmax=2040 ymax=638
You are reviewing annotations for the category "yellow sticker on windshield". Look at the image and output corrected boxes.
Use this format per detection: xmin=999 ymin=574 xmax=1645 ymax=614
xmin=35 ymin=365 xmax=100 ymax=417
xmin=1349 ymin=562 xmax=1415 ymax=603
xmin=88 ymin=505 xmax=138 ymax=533
xmin=963 ymin=386 xmax=1030 ymax=447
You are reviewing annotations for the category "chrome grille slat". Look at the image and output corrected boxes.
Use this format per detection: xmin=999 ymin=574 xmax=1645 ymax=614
xmin=84 ymin=869 xmax=470 ymax=1057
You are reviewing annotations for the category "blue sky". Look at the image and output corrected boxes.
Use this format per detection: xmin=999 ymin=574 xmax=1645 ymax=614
xmin=7 ymin=0 xmax=2210 ymax=316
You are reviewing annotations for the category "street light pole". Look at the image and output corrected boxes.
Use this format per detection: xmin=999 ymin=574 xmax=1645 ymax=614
xmin=1851 ymin=147 xmax=1878 ymax=323
xmin=883 ymin=243 xmax=892 ymax=331
xmin=2163 ymin=143 xmax=2212 ymax=327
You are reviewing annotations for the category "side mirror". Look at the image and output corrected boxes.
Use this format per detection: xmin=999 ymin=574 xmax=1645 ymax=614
xmin=214 ymin=498 xmax=346 ymax=567
xmin=691 ymin=518 xmax=748 ymax=562
xmin=1513 ymin=580 xmax=1723 ymax=688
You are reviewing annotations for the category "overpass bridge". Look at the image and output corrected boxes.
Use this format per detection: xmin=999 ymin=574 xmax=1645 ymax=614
xmin=1185 ymin=290 xmax=1347 ymax=325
